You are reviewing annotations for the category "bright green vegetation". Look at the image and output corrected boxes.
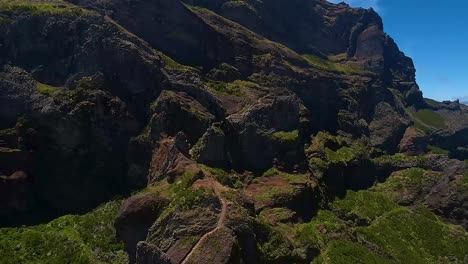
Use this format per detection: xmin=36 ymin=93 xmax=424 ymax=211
xmin=255 ymin=219 xmax=300 ymax=263
xmin=199 ymin=164 xmax=228 ymax=177
xmin=168 ymin=171 xmax=214 ymax=210
xmin=36 ymin=81 xmax=77 ymax=101
xmin=171 ymin=186 xmax=213 ymax=210
xmin=207 ymin=80 xmax=258 ymax=96
xmin=461 ymin=171 xmax=468 ymax=187
xmin=423 ymin=98 xmax=439 ymax=107
xmin=410 ymin=109 xmax=446 ymax=130
xmin=427 ymin=144 xmax=450 ymax=155
xmin=0 ymin=1 xmax=86 ymax=16
xmin=358 ymin=207 xmax=468 ymax=263
xmin=306 ymin=131 xmax=341 ymax=154
xmin=307 ymin=132 xmax=369 ymax=166
xmin=0 ymin=200 xmax=127 ymax=264
xmin=325 ymin=143 xmax=367 ymax=163
xmin=409 ymin=119 xmax=430 ymax=133
xmin=373 ymin=152 xmax=424 ymax=163
xmin=152 ymin=90 xmax=212 ymax=121
xmin=327 ymin=53 xmax=348 ymax=62
xmin=159 ymin=52 xmax=196 ymax=70
xmin=199 ymin=164 xmax=244 ymax=188
xmin=301 ymin=54 xmax=372 ymax=75
xmin=306 ymin=132 xmax=370 ymax=174
xmin=261 ymin=167 xmax=309 ymax=184
xmin=271 ymin=130 xmax=299 ymax=143
xmin=331 ymin=190 xmax=398 ymax=224
xmin=254 ymin=182 xmax=468 ymax=264
xmin=147 ymin=170 xmax=217 ymax=228
xmin=295 ymin=210 xmax=346 ymax=249
xmin=372 ymin=168 xmax=443 ymax=201
xmin=36 ymin=82 xmax=60 ymax=96
xmin=207 ymin=81 xmax=240 ymax=96
xmin=262 ymin=167 xmax=282 ymax=177
xmin=310 ymin=189 xmax=467 ymax=263
xmin=255 ymin=185 xmax=295 ymax=202
xmin=259 ymin=207 xmax=296 ymax=224
xmin=411 ymin=121 xmax=431 ymax=133
xmin=325 ymin=146 xmax=354 ymax=163
xmin=312 ymin=240 xmax=393 ymax=264
xmin=251 ymin=170 xmax=307 ymax=204
xmin=308 ymin=157 xmax=329 ymax=173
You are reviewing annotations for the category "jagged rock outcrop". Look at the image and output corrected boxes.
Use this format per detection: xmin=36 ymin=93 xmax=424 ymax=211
xmin=115 ymin=190 xmax=170 ymax=263
xmin=135 ymin=241 xmax=172 ymax=264
xmin=398 ymin=127 xmax=428 ymax=155
xmin=191 ymin=123 xmax=226 ymax=166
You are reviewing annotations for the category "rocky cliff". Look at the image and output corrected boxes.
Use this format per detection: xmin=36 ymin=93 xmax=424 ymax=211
xmin=0 ymin=0 xmax=467 ymax=263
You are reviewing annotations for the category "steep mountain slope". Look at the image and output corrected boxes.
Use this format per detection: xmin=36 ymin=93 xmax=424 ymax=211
xmin=0 ymin=0 xmax=467 ymax=263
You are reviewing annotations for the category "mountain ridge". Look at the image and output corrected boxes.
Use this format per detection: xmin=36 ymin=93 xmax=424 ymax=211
xmin=0 ymin=0 xmax=467 ymax=263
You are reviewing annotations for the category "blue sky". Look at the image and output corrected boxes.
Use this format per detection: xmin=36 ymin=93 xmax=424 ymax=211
xmin=329 ymin=0 xmax=467 ymax=101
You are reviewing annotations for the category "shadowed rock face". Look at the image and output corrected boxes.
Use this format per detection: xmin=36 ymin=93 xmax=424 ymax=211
xmin=186 ymin=0 xmax=383 ymax=55
xmin=0 ymin=0 xmax=467 ymax=263
xmin=67 ymin=0 xmax=235 ymax=68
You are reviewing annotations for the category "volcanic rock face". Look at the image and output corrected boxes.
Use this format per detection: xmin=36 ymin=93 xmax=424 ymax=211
xmin=0 ymin=0 xmax=467 ymax=263
xmin=399 ymin=127 xmax=428 ymax=155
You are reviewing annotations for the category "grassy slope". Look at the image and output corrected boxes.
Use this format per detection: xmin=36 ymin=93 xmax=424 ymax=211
xmin=258 ymin=173 xmax=468 ymax=264
xmin=0 ymin=200 xmax=127 ymax=264
xmin=311 ymin=181 xmax=468 ymax=263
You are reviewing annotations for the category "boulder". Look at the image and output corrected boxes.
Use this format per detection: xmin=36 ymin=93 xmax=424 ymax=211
xmin=182 ymin=226 xmax=239 ymax=264
xmin=369 ymin=102 xmax=409 ymax=152
xmin=191 ymin=123 xmax=226 ymax=166
xmin=136 ymin=241 xmax=171 ymax=264
xmin=398 ymin=127 xmax=428 ymax=155
xmin=0 ymin=171 xmax=30 ymax=222
xmin=115 ymin=191 xmax=170 ymax=263
xmin=149 ymin=90 xmax=215 ymax=145
xmin=147 ymin=136 xmax=199 ymax=184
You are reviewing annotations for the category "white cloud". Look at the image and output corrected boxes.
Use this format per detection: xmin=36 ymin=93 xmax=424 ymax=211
xmin=328 ymin=0 xmax=381 ymax=13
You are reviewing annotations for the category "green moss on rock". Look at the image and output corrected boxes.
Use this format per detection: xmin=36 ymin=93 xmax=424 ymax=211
xmin=156 ymin=170 xmax=217 ymax=215
xmin=199 ymin=164 xmax=244 ymax=189
xmin=261 ymin=167 xmax=309 ymax=184
xmin=324 ymin=147 xmax=354 ymax=163
xmin=207 ymin=79 xmax=257 ymax=96
xmin=301 ymin=54 xmax=372 ymax=75
xmin=271 ymin=130 xmax=299 ymax=143
xmin=332 ymin=190 xmax=398 ymax=224
xmin=373 ymin=153 xmax=424 ymax=163
xmin=259 ymin=207 xmax=296 ymax=225
xmin=427 ymin=145 xmax=450 ymax=155
xmin=36 ymin=82 xmax=60 ymax=96
xmin=296 ymin=210 xmax=346 ymax=249
xmin=0 ymin=1 xmax=86 ymax=16
xmin=255 ymin=219 xmax=300 ymax=263
xmin=371 ymin=168 xmax=443 ymax=203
